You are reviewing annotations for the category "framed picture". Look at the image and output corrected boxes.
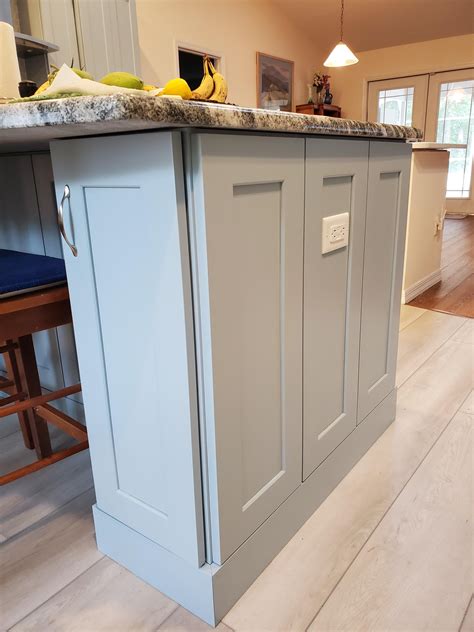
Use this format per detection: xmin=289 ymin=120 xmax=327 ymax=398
xmin=257 ymin=52 xmax=294 ymax=112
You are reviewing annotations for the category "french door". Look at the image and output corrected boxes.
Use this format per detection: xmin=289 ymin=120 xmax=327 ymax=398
xmin=425 ymin=69 xmax=474 ymax=215
xmin=367 ymin=75 xmax=429 ymax=132
xmin=368 ymin=68 xmax=474 ymax=214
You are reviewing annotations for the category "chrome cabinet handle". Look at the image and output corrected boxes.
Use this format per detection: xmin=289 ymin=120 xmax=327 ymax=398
xmin=58 ymin=184 xmax=78 ymax=257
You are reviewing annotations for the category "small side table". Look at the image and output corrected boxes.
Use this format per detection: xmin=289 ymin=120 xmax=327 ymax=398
xmin=296 ymin=103 xmax=342 ymax=118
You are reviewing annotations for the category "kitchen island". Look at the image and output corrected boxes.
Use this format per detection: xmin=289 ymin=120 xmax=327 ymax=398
xmin=0 ymin=96 xmax=421 ymax=625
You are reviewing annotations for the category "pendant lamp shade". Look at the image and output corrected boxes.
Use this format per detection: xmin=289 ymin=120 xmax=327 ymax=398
xmin=324 ymin=42 xmax=359 ymax=67
xmin=323 ymin=0 xmax=359 ymax=68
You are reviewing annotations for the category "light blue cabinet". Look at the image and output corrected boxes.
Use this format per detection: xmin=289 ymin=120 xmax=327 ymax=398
xmin=188 ymin=133 xmax=305 ymax=564
xmin=358 ymin=141 xmax=411 ymax=421
xmin=303 ymin=138 xmax=369 ymax=477
xmin=47 ymin=130 xmax=411 ymax=625
xmin=50 ymin=132 xmax=204 ymax=566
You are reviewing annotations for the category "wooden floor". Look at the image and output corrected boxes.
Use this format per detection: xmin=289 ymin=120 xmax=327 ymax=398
xmin=1 ymin=306 xmax=473 ymax=631
xmin=409 ymin=215 xmax=474 ymax=318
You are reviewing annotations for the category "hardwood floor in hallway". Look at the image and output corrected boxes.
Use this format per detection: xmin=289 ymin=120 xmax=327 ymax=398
xmin=1 ymin=306 xmax=472 ymax=632
xmin=409 ymin=215 xmax=474 ymax=318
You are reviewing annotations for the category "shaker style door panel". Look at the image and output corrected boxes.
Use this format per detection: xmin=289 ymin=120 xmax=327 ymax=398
xmin=358 ymin=141 xmax=411 ymax=421
xmin=303 ymin=138 xmax=369 ymax=479
xmin=50 ymin=132 xmax=204 ymax=566
xmin=190 ymin=133 xmax=304 ymax=564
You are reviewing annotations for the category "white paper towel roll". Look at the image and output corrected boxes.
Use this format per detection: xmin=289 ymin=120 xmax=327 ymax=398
xmin=0 ymin=21 xmax=21 ymax=98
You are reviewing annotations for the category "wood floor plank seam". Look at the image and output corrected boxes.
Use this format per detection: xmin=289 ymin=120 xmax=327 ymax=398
xmin=1 ymin=478 xmax=95 ymax=544
xmin=2 ymin=485 xmax=94 ymax=546
xmin=303 ymin=382 xmax=470 ymax=632
xmin=151 ymin=603 xmax=181 ymax=631
xmin=5 ymin=555 xmax=107 ymax=632
xmin=397 ymin=317 xmax=467 ymax=388
xmin=458 ymin=595 xmax=474 ymax=632
xmin=399 ymin=307 xmax=426 ymax=331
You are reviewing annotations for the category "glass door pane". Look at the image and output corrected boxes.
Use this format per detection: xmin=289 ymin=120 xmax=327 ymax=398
xmin=426 ymin=68 xmax=474 ymax=214
xmin=377 ymin=87 xmax=414 ymax=126
xmin=367 ymin=75 xmax=429 ymax=133
xmin=435 ymin=80 xmax=474 ymax=198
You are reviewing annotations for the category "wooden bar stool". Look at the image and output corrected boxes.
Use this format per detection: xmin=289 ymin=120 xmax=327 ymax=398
xmin=0 ymin=249 xmax=87 ymax=485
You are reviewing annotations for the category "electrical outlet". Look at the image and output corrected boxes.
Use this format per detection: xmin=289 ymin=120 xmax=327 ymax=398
xmin=322 ymin=212 xmax=350 ymax=254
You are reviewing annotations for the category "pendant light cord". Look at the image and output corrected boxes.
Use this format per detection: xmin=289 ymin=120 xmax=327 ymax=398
xmin=340 ymin=0 xmax=344 ymax=42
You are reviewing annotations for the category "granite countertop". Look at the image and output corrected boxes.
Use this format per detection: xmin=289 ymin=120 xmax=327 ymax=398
xmin=0 ymin=94 xmax=422 ymax=151
xmin=412 ymin=142 xmax=467 ymax=150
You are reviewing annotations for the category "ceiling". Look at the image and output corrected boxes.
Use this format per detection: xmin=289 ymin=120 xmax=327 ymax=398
xmin=272 ymin=0 xmax=474 ymax=53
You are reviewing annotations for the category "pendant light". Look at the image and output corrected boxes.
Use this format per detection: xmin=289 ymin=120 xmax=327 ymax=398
xmin=324 ymin=0 xmax=359 ymax=67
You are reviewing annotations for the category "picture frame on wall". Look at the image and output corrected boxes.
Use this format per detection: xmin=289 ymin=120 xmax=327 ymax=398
xmin=257 ymin=52 xmax=294 ymax=112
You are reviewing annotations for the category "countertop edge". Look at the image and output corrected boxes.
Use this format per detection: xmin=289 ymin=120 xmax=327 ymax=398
xmin=0 ymin=95 xmax=423 ymax=143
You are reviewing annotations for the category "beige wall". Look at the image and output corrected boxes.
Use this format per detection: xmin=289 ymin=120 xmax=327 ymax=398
xmin=135 ymin=0 xmax=321 ymax=108
xmin=328 ymin=34 xmax=474 ymax=121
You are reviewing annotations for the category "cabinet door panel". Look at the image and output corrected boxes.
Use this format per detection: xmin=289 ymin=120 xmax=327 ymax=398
xmin=50 ymin=132 xmax=203 ymax=566
xmin=358 ymin=141 xmax=411 ymax=421
xmin=190 ymin=134 xmax=304 ymax=564
xmin=303 ymin=138 xmax=369 ymax=478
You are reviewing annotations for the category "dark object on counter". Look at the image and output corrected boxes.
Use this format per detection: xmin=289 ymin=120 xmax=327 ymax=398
xmin=296 ymin=103 xmax=342 ymax=118
xmin=18 ymin=80 xmax=37 ymax=97
xmin=324 ymin=86 xmax=333 ymax=105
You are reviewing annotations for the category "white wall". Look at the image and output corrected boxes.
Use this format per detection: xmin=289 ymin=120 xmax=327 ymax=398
xmin=327 ymin=34 xmax=474 ymax=121
xmin=135 ymin=0 xmax=322 ymax=108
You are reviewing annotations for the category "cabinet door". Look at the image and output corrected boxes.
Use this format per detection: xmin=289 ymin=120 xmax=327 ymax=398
xmin=189 ymin=134 xmax=304 ymax=564
xmin=75 ymin=0 xmax=141 ymax=79
xmin=50 ymin=132 xmax=204 ymax=566
xmin=303 ymin=138 xmax=369 ymax=479
xmin=358 ymin=141 xmax=411 ymax=421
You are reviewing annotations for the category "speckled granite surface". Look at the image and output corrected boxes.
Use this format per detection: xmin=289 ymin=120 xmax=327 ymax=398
xmin=0 ymin=94 xmax=422 ymax=151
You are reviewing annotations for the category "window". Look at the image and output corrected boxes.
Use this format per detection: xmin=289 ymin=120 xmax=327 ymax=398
xmin=178 ymin=49 xmax=217 ymax=91
xmin=436 ymin=80 xmax=474 ymax=198
xmin=377 ymin=87 xmax=414 ymax=126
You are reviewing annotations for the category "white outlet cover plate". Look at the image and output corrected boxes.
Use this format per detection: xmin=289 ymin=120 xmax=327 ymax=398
xmin=322 ymin=212 xmax=350 ymax=254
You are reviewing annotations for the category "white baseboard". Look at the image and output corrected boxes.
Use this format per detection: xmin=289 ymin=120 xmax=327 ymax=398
xmin=402 ymin=269 xmax=441 ymax=304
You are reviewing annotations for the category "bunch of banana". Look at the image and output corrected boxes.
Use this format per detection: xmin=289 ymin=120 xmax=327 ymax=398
xmin=191 ymin=56 xmax=228 ymax=103
xmin=208 ymin=59 xmax=228 ymax=103
xmin=191 ymin=57 xmax=214 ymax=100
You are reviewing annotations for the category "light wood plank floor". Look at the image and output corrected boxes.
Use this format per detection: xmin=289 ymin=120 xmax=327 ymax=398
xmin=1 ymin=305 xmax=472 ymax=632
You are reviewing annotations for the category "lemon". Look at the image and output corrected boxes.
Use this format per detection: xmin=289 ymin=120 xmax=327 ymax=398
xmin=160 ymin=78 xmax=192 ymax=100
xmin=100 ymin=72 xmax=144 ymax=90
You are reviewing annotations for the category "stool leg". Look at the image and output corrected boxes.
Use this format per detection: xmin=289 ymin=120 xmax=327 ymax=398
xmin=4 ymin=341 xmax=34 ymax=450
xmin=15 ymin=335 xmax=52 ymax=458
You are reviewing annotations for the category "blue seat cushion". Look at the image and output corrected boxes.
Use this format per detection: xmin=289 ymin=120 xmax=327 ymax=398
xmin=0 ymin=249 xmax=67 ymax=296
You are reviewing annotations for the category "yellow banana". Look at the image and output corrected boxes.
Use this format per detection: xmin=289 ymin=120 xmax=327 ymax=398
xmin=191 ymin=57 xmax=214 ymax=100
xmin=208 ymin=59 xmax=228 ymax=103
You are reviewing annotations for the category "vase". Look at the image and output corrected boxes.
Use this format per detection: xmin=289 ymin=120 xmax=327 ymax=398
xmin=316 ymin=89 xmax=324 ymax=105
xmin=306 ymin=84 xmax=314 ymax=104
